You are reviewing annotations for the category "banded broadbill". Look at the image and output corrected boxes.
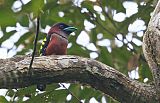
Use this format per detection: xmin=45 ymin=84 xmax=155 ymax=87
xmin=37 ymin=23 xmax=77 ymax=91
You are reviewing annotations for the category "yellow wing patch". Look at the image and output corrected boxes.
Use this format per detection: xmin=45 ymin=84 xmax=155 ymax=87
xmin=39 ymin=37 xmax=47 ymax=55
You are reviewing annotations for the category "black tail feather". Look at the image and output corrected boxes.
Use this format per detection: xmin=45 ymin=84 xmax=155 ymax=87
xmin=37 ymin=84 xmax=46 ymax=91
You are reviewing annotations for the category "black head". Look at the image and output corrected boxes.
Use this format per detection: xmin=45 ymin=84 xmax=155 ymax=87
xmin=48 ymin=23 xmax=77 ymax=35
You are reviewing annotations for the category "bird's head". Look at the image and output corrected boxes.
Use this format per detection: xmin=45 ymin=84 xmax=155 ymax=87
xmin=48 ymin=23 xmax=77 ymax=38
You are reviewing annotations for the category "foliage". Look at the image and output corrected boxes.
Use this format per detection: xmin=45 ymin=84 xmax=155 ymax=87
xmin=0 ymin=0 xmax=155 ymax=102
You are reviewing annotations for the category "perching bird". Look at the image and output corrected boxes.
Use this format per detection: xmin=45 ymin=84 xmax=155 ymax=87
xmin=37 ymin=23 xmax=77 ymax=91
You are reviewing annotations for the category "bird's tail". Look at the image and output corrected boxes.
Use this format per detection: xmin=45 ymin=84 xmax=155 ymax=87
xmin=37 ymin=84 xmax=46 ymax=91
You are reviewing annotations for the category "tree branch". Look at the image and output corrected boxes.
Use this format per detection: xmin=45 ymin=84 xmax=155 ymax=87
xmin=0 ymin=55 xmax=158 ymax=103
xmin=143 ymin=0 xmax=160 ymax=99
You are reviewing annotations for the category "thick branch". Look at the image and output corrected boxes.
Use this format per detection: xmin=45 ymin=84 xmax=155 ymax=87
xmin=143 ymin=0 xmax=160 ymax=98
xmin=0 ymin=55 xmax=158 ymax=103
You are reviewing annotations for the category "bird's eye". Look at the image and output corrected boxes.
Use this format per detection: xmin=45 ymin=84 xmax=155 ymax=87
xmin=59 ymin=25 xmax=64 ymax=29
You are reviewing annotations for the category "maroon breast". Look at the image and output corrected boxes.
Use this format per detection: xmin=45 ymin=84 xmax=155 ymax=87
xmin=45 ymin=34 xmax=68 ymax=55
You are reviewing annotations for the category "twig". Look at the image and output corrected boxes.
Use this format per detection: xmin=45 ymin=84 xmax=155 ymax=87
xmin=98 ymin=0 xmax=118 ymax=29
xmin=29 ymin=16 xmax=40 ymax=74
xmin=19 ymin=0 xmax=24 ymax=5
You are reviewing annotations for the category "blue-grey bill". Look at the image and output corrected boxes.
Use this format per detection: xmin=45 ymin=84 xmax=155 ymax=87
xmin=63 ymin=26 xmax=77 ymax=32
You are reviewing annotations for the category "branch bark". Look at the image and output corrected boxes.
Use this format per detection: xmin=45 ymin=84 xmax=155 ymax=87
xmin=143 ymin=0 xmax=160 ymax=99
xmin=0 ymin=55 xmax=158 ymax=103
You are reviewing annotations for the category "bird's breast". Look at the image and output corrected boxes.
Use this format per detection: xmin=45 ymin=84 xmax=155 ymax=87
xmin=45 ymin=34 xmax=68 ymax=55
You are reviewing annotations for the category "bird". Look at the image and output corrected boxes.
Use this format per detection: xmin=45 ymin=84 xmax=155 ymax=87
xmin=37 ymin=23 xmax=77 ymax=91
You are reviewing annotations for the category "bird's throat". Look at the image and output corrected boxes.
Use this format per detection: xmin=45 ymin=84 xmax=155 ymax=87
xmin=51 ymin=32 xmax=68 ymax=40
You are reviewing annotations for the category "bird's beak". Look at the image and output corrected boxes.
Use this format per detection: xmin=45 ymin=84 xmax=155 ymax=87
xmin=63 ymin=26 xmax=77 ymax=32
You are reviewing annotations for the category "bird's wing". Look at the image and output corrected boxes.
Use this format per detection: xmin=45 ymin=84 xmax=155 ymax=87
xmin=40 ymin=35 xmax=51 ymax=56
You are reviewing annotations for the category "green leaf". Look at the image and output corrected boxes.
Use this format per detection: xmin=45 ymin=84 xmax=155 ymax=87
xmin=68 ymin=84 xmax=81 ymax=102
xmin=111 ymin=47 xmax=132 ymax=74
xmin=98 ymin=46 xmax=113 ymax=66
xmin=16 ymin=85 xmax=36 ymax=97
xmin=0 ymin=0 xmax=16 ymax=27
xmin=25 ymin=91 xmax=47 ymax=103
xmin=79 ymin=86 xmax=102 ymax=102
xmin=106 ymin=0 xmax=125 ymax=12
xmin=138 ymin=3 xmax=154 ymax=23
xmin=42 ymin=0 xmax=58 ymax=11
xmin=22 ymin=0 xmax=44 ymax=18
xmin=6 ymin=89 xmax=15 ymax=97
xmin=81 ymin=1 xmax=94 ymax=12
xmin=49 ymin=89 xmax=68 ymax=103
xmin=0 ymin=8 xmax=16 ymax=27
xmin=90 ymin=28 xmax=97 ymax=45
xmin=0 ymin=96 xmax=9 ymax=103
xmin=138 ymin=61 xmax=153 ymax=82
xmin=45 ymin=83 xmax=59 ymax=91
xmin=17 ymin=14 xmax=29 ymax=27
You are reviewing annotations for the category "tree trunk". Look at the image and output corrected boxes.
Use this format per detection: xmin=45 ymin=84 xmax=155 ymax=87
xmin=143 ymin=0 xmax=160 ymax=100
